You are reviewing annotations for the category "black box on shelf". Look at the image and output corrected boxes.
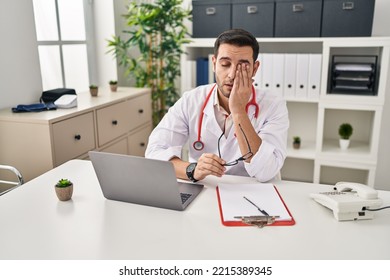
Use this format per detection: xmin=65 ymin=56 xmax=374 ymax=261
xmin=231 ymin=0 xmax=275 ymax=37
xmin=274 ymin=0 xmax=322 ymax=37
xmin=192 ymin=0 xmax=232 ymax=38
xmin=321 ymin=0 xmax=375 ymax=37
xmin=329 ymin=55 xmax=378 ymax=96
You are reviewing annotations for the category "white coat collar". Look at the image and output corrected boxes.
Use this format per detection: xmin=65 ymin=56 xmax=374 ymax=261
xmin=202 ymin=85 xmax=223 ymax=138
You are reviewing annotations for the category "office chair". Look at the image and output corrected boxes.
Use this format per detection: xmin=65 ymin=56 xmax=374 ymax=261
xmin=0 ymin=164 xmax=24 ymax=196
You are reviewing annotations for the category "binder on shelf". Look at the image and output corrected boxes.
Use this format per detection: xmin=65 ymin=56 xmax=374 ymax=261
xmin=307 ymin=54 xmax=322 ymax=99
xmin=295 ymin=54 xmax=309 ymax=98
xmin=272 ymin=53 xmax=285 ymax=97
xmin=283 ymin=53 xmax=297 ymax=98
xmin=196 ymin=57 xmax=209 ymax=86
xmin=216 ymin=183 xmax=295 ymax=227
xmin=261 ymin=53 xmax=273 ymax=90
xmin=253 ymin=53 xmax=263 ymax=89
xmin=208 ymin=54 xmax=215 ymax=84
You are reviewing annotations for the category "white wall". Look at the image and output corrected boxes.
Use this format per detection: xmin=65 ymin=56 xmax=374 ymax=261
xmin=94 ymin=0 xmax=117 ymax=87
xmin=0 ymin=0 xmax=42 ymax=109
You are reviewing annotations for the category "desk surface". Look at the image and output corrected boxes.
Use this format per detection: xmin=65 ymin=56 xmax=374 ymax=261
xmin=1 ymin=160 xmax=389 ymax=260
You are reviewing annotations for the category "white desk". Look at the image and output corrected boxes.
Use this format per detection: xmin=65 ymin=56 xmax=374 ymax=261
xmin=0 ymin=160 xmax=389 ymax=260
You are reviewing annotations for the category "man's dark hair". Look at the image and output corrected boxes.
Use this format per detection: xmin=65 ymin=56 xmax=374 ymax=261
xmin=214 ymin=29 xmax=259 ymax=62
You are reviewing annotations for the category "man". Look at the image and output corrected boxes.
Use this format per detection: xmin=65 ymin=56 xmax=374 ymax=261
xmin=146 ymin=29 xmax=289 ymax=183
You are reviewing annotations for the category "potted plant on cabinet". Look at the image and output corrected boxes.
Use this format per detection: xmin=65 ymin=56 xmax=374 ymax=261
xmin=109 ymin=80 xmax=118 ymax=92
xmin=107 ymin=0 xmax=191 ymax=126
xmin=293 ymin=136 xmax=301 ymax=149
xmin=338 ymin=123 xmax=353 ymax=150
xmin=55 ymin=178 xmax=73 ymax=201
xmin=89 ymin=84 xmax=98 ymax=97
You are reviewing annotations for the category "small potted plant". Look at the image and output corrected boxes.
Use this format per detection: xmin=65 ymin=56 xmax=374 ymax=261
xmin=293 ymin=136 xmax=301 ymax=149
xmin=338 ymin=123 xmax=353 ymax=150
xmin=55 ymin=178 xmax=73 ymax=201
xmin=89 ymin=84 xmax=98 ymax=97
xmin=109 ymin=80 xmax=118 ymax=92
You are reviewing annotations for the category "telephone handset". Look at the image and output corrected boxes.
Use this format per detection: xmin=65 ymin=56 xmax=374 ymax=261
xmin=310 ymin=182 xmax=382 ymax=221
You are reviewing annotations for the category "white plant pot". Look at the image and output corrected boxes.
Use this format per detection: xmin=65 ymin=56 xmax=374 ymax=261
xmin=339 ymin=139 xmax=350 ymax=150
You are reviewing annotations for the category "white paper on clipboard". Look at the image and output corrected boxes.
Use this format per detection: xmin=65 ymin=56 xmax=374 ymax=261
xmin=217 ymin=183 xmax=292 ymax=222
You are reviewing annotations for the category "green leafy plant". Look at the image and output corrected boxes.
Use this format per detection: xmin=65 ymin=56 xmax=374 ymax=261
xmin=107 ymin=0 xmax=191 ymax=126
xmin=109 ymin=80 xmax=117 ymax=85
xmin=55 ymin=178 xmax=72 ymax=188
xmin=89 ymin=84 xmax=98 ymax=89
xmin=293 ymin=136 xmax=301 ymax=149
xmin=338 ymin=123 xmax=353 ymax=139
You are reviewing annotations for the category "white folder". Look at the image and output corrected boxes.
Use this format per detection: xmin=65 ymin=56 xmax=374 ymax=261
xmin=261 ymin=53 xmax=273 ymax=90
xmin=295 ymin=54 xmax=309 ymax=98
xmin=283 ymin=53 xmax=297 ymax=98
xmin=272 ymin=54 xmax=285 ymax=96
xmin=208 ymin=53 xmax=215 ymax=84
xmin=307 ymin=54 xmax=322 ymax=99
xmin=253 ymin=53 xmax=262 ymax=89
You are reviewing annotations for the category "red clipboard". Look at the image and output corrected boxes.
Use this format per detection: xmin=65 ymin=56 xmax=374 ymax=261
xmin=216 ymin=185 xmax=296 ymax=227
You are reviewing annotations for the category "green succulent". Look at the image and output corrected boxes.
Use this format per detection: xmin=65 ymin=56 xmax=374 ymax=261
xmin=56 ymin=178 xmax=72 ymax=188
xmin=293 ymin=136 xmax=301 ymax=144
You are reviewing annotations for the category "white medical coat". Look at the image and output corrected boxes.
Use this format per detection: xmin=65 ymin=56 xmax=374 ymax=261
xmin=145 ymin=84 xmax=289 ymax=182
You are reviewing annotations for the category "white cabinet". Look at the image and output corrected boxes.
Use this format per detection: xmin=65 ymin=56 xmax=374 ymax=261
xmin=180 ymin=37 xmax=390 ymax=186
xmin=0 ymin=87 xmax=152 ymax=181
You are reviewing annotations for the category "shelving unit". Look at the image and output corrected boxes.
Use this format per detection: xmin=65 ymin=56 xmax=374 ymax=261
xmin=180 ymin=37 xmax=390 ymax=186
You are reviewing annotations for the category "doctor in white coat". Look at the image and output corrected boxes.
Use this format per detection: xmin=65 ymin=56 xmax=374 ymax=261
xmin=146 ymin=29 xmax=289 ymax=183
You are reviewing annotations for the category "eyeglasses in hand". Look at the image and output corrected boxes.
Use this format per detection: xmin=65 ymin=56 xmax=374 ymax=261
xmin=218 ymin=123 xmax=253 ymax=166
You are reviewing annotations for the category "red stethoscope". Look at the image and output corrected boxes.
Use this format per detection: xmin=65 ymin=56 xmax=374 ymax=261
xmin=193 ymin=84 xmax=260 ymax=151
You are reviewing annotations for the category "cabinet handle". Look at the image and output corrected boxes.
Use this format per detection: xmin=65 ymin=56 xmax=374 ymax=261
xmin=138 ymin=109 xmax=144 ymax=114
xmin=288 ymin=84 xmax=292 ymax=88
xmin=205 ymin=7 xmax=216 ymax=15
xmin=343 ymin=2 xmax=354 ymax=10
xmin=74 ymin=134 xmax=81 ymax=140
xmin=300 ymin=85 xmax=304 ymax=89
xmin=247 ymin=6 xmax=258 ymax=14
xmin=293 ymin=4 xmax=304 ymax=12
xmin=312 ymin=85 xmax=316 ymax=89
xmin=140 ymin=142 xmax=145 ymax=147
xmin=276 ymin=84 xmax=280 ymax=88
xmin=112 ymin=120 xmax=118 ymax=125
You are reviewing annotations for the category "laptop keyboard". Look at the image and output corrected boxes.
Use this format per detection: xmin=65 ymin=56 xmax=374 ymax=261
xmin=180 ymin=192 xmax=192 ymax=204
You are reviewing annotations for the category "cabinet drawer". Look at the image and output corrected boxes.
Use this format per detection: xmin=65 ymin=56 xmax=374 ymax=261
xmin=128 ymin=124 xmax=152 ymax=157
xmin=127 ymin=94 xmax=152 ymax=131
xmin=100 ymin=137 xmax=128 ymax=155
xmin=52 ymin=112 xmax=95 ymax=166
xmin=96 ymin=101 xmax=131 ymax=146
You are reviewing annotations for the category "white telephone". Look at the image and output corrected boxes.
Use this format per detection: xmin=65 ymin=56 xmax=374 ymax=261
xmin=310 ymin=182 xmax=382 ymax=221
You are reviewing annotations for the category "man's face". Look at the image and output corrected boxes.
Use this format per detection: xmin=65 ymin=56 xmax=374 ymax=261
xmin=212 ymin=43 xmax=259 ymax=98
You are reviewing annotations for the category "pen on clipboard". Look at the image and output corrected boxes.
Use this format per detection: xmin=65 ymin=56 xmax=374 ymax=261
xmin=243 ymin=196 xmax=269 ymax=216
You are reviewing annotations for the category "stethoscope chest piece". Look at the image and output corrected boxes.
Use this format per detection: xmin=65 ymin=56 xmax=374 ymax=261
xmin=193 ymin=140 xmax=204 ymax=151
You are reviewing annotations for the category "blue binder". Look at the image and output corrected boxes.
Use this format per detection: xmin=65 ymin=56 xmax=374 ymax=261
xmin=196 ymin=57 xmax=209 ymax=86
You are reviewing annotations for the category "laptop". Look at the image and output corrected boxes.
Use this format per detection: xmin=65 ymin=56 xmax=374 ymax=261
xmin=89 ymin=151 xmax=204 ymax=211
